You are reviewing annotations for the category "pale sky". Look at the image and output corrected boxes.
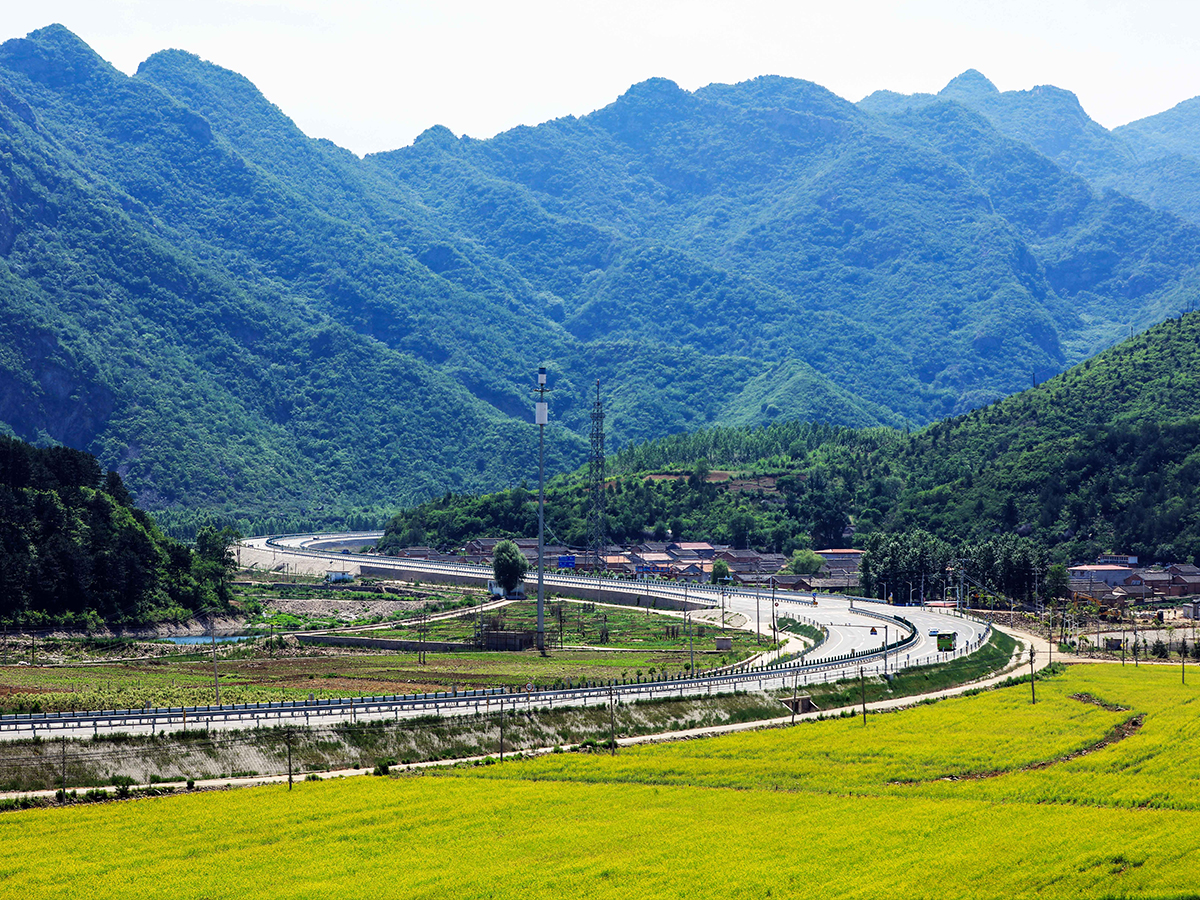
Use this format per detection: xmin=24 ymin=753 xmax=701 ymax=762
xmin=2 ymin=0 xmax=1199 ymax=156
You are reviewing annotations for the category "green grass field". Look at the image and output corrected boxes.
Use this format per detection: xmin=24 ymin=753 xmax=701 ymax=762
xmin=376 ymin=599 xmax=760 ymax=654
xmin=1 ymin=663 xmax=1198 ymax=897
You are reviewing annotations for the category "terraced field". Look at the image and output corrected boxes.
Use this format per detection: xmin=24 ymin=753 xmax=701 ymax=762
xmin=2 ymin=664 xmax=1197 ymax=898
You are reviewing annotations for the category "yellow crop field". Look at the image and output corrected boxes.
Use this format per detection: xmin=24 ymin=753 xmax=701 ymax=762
xmin=456 ymin=669 xmax=1137 ymax=796
xmin=1 ymin=664 xmax=1198 ymax=899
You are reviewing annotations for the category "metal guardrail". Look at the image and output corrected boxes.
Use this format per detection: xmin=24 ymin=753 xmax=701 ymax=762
xmin=0 ymin=640 xmax=909 ymax=736
xmin=0 ymin=536 xmax=992 ymax=739
xmin=0 ymin=604 xmax=992 ymax=738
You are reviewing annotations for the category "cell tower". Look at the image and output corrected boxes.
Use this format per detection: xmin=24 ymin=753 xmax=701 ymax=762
xmin=586 ymin=379 xmax=607 ymax=572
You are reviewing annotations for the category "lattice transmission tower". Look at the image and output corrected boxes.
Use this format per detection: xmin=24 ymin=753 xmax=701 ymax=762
xmin=586 ymin=380 xmax=607 ymax=572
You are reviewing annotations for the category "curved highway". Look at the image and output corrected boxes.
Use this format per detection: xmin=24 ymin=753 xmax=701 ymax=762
xmin=0 ymin=533 xmax=991 ymax=740
xmin=245 ymin=532 xmax=987 ymax=666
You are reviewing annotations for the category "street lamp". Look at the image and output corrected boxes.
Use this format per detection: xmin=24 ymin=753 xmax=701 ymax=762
xmin=684 ymin=581 xmax=695 ymax=677
xmin=718 ymin=576 xmax=732 ymax=632
xmin=770 ymin=576 xmax=778 ymax=647
xmin=754 ymin=558 xmax=762 ymax=645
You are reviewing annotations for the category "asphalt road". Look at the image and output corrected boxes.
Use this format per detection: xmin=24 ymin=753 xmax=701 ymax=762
xmin=0 ymin=534 xmax=991 ymax=740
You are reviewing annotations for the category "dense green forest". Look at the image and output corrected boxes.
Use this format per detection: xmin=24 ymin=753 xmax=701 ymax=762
xmin=0 ymin=436 xmax=235 ymax=625
xmin=3 ymin=26 xmax=1200 ymax=535
xmin=382 ymin=311 xmax=1200 ymax=568
xmin=862 ymin=69 xmax=1200 ymax=231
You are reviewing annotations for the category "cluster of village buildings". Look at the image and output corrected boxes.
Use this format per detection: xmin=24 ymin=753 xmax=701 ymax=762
xmin=381 ymin=540 xmax=1200 ymax=610
xmin=1068 ymin=554 xmax=1200 ymax=608
xmin=387 ymin=538 xmax=866 ymax=592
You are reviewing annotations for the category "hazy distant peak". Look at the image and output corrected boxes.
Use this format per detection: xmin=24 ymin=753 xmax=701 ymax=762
xmin=1028 ymin=83 xmax=1087 ymax=110
xmin=137 ymin=48 xmax=206 ymax=77
xmin=591 ymin=77 xmax=699 ymax=142
xmin=616 ymin=77 xmax=690 ymax=107
xmin=1115 ymin=93 xmax=1200 ymax=161
xmin=0 ymin=23 xmax=115 ymax=88
xmin=137 ymin=47 xmax=267 ymax=101
xmin=413 ymin=124 xmax=458 ymax=148
xmin=696 ymin=74 xmax=860 ymax=120
xmin=940 ymin=69 xmax=999 ymax=100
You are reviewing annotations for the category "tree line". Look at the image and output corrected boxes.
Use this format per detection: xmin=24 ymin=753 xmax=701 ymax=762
xmin=0 ymin=436 xmax=237 ymax=626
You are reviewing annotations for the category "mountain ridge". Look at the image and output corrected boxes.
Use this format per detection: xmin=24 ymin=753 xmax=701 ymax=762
xmin=1 ymin=26 xmax=1199 ymax=535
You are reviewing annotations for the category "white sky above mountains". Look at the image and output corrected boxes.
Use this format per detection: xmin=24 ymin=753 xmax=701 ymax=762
xmin=4 ymin=0 xmax=1200 ymax=156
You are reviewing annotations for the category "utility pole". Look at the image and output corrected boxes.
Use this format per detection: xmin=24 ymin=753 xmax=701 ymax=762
xmin=419 ymin=609 xmax=427 ymax=664
xmin=883 ymin=624 xmax=888 ymax=677
xmin=61 ymin=736 xmax=67 ymax=797
xmin=499 ymin=695 xmax=505 ymax=762
xmin=210 ymin=620 xmax=221 ymax=706
xmin=755 ymin=558 xmax=762 ymax=645
xmin=286 ymin=727 xmax=294 ymax=791
xmin=609 ymin=686 xmax=616 ymax=756
xmin=534 ymin=366 xmax=549 ymax=654
xmin=860 ymin=666 xmax=867 ymax=726
xmin=685 ymin=583 xmax=694 ymax=676
xmin=771 ymin=579 xmax=778 ymax=647
xmin=1030 ymin=647 xmax=1037 ymax=704
xmin=720 ymin=581 xmax=727 ymax=632
xmin=791 ymin=671 xmax=799 ymax=726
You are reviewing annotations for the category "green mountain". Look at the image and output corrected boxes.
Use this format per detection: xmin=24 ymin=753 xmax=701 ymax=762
xmin=371 ymin=73 xmax=1200 ymax=421
xmin=384 ymin=310 xmax=1200 ymax=566
xmin=0 ymin=25 xmax=586 ymax=534
xmin=862 ymin=70 xmax=1200 ymax=230
xmin=1117 ymin=96 xmax=1200 ymax=160
xmin=3 ymin=26 xmax=1200 ymax=532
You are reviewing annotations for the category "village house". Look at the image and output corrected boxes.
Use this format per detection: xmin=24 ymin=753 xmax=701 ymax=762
xmin=1169 ymin=564 xmax=1200 ymax=596
xmin=667 ymin=541 xmax=717 ymax=559
xmin=1067 ymin=564 xmax=1134 ymax=588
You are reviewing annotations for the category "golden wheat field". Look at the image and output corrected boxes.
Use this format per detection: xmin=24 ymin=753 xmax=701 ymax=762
xmin=1 ymin=663 xmax=1198 ymax=899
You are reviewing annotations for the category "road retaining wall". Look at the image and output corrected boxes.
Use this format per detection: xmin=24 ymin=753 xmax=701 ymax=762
xmin=358 ymin=563 xmax=705 ymax=613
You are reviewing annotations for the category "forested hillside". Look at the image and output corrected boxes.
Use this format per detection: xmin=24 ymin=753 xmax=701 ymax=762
xmin=0 ymin=26 xmax=585 ymax=536
xmin=862 ymin=69 xmax=1200 ymax=231
xmin=383 ymin=311 xmax=1200 ymax=566
xmin=0 ymin=436 xmax=234 ymax=625
xmin=2 ymin=25 xmax=1200 ymax=533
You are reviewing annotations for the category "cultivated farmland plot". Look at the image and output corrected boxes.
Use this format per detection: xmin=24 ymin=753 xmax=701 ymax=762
xmin=0 ymin=601 xmax=761 ymax=715
xmin=1 ymin=664 xmax=1197 ymax=898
